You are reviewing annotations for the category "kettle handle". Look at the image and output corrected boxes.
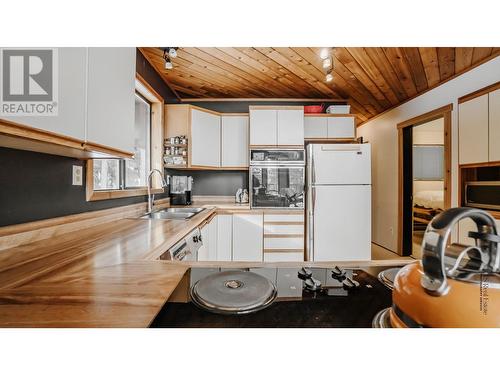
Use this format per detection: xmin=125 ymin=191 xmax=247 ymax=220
xmin=421 ymin=207 xmax=498 ymax=296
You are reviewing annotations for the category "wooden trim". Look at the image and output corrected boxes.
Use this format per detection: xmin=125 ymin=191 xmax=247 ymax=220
xmin=0 ymin=118 xmax=84 ymax=149
xmin=263 ymin=234 xmax=304 ymax=238
xmin=397 ymin=104 xmax=452 ymax=256
xmin=0 ymin=198 xmax=170 ymax=251
xmin=249 ymin=144 xmax=305 ymax=149
xmin=459 ymin=161 xmax=500 ymax=168
xmin=183 ymin=98 xmax=347 ymax=103
xmin=0 ymin=119 xmax=135 ymax=160
xmin=397 ymin=103 xmax=453 ymax=129
xmin=82 ymin=141 xmax=134 ymax=159
xmin=249 ymin=105 xmax=304 ymax=110
xmin=264 ymin=221 xmax=305 ymax=225
xmin=304 ymin=113 xmax=356 ymax=117
xmin=264 ymin=249 xmax=304 ymax=253
xmin=135 ymin=73 xmax=164 ymax=103
xmin=167 ymin=165 xmax=248 ymax=171
xmin=458 ymin=81 xmax=500 ymax=104
xmin=358 ymin=52 xmax=500 ymax=128
xmin=188 ymin=105 xmax=221 ymax=116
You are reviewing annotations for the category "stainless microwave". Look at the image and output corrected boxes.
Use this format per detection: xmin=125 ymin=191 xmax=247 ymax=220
xmin=465 ymin=181 xmax=500 ymax=211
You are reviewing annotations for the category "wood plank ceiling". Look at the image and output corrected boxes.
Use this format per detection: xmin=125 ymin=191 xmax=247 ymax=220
xmin=139 ymin=47 xmax=500 ymax=124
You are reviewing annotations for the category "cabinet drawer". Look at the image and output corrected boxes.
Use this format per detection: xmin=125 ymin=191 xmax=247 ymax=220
xmin=264 ymin=236 xmax=304 ymax=250
xmin=264 ymin=224 xmax=304 ymax=235
xmin=264 ymin=214 xmax=304 ymax=223
xmin=264 ymin=252 xmax=304 ymax=262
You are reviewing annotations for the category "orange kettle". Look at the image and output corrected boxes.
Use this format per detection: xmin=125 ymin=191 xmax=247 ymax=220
xmin=383 ymin=208 xmax=500 ymax=328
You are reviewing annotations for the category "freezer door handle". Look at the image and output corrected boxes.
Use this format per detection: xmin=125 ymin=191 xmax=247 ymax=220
xmin=320 ymin=145 xmax=362 ymax=152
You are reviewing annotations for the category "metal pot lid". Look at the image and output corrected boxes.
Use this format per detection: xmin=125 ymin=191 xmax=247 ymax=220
xmin=190 ymin=270 xmax=277 ymax=315
xmin=378 ymin=267 xmax=402 ymax=290
xmin=372 ymin=307 xmax=393 ymax=328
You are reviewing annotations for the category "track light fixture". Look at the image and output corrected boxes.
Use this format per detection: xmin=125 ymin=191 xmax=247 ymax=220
xmin=162 ymin=47 xmax=178 ymax=70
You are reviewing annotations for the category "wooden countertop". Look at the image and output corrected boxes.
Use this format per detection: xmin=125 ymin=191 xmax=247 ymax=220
xmin=0 ymin=206 xmax=217 ymax=327
xmin=0 ymin=199 xmax=412 ymax=327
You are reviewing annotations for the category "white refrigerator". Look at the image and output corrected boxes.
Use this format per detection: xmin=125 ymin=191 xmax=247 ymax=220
xmin=306 ymin=143 xmax=372 ymax=261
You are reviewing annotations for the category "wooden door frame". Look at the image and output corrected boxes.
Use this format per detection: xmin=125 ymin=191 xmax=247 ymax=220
xmin=397 ymin=103 xmax=453 ymax=256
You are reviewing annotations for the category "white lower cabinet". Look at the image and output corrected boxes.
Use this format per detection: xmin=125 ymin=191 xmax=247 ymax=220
xmin=263 ymin=212 xmax=304 ymax=262
xmin=198 ymin=216 xmax=218 ymax=261
xmin=232 ymin=213 xmax=263 ymax=261
xmin=216 ymin=214 xmax=233 ymax=261
xmin=197 ymin=223 xmax=210 ymax=261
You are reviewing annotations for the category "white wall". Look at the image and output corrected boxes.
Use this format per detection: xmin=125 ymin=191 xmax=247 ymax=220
xmin=413 ymin=118 xmax=444 ymax=145
xmin=357 ymin=56 xmax=500 ymax=252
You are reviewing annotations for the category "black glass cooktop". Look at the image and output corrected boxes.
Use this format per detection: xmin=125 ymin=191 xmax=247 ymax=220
xmin=150 ymin=268 xmax=392 ymax=328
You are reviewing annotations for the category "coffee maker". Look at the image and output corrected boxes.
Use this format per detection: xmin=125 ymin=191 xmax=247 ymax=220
xmin=170 ymin=176 xmax=193 ymax=205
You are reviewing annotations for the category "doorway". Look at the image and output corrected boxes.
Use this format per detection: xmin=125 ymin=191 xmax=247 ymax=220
xmin=397 ymin=104 xmax=452 ymax=257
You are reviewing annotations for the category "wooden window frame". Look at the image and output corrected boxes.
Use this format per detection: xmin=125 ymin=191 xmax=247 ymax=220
xmin=397 ymin=103 xmax=453 ymax=256
xmin=86 ymin=73 xmax=165 ymax=201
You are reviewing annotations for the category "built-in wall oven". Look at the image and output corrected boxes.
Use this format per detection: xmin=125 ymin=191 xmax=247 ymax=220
xmin=249 ymin=149 xmax=305 ymax=209
xmin=465 ymin=181 xmax=500 ymax=211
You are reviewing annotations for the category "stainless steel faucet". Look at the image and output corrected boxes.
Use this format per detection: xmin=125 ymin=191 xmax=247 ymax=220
xmin=420 ymin=207 xmax=500 ymax=296
xmin=147 ymin=169 xmax=168 ymax=214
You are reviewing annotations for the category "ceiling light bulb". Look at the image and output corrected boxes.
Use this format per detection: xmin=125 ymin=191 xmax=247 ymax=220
xmin=322 ymin=58 xmax=332 ymax=69
xmin=168 ymin=47 xmax=177 ymax=58
xmin=165 ymin=60 xmax=173 ymax=70
xmin=320 ymin=48 xmax=329 ymax=60
xmin=325 ymin=73 xmax=333 ymax=82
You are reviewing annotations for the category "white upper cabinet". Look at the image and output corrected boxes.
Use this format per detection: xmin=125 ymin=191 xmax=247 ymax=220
xmin=327 ymin=116 xmax=356 ymax=139
xmin=0 ymin=48 xmax=87 ymax=141
xmin=459 ymin=94 xmax=489 ymax=165
xmin=277 ymin=108 xmax=304 ymax=145
xmin=250 ymin=107 xmax=304 ymax=146
xmin=191 ymin=108 xmax=221 ymax=167
xmin=250 ymin=108 xmax=277 ymax=146
xmin=86 ymin=48 xmax=136 ymax=153
xmin=489 ymin=89 xmax=500 ymax=162
xmin=304 ymin=116 xmax=328 ymax=138
xmin=221 ymin=115 xmax=249 ymax=167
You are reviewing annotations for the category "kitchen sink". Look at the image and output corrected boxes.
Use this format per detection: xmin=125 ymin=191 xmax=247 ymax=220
xmin=139 ymin=207 xmax=206 ymax=220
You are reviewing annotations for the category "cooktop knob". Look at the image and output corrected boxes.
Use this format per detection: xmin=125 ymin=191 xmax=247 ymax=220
xmin=298 ymin=267 xmax=312 ymax=280
xmin=331 ymin=266 xmax=346 ymax=281
xmin=304 ymin=277 xmax=322 ymax=292
xmin=342 ymin=277 xmax=360 ymax=290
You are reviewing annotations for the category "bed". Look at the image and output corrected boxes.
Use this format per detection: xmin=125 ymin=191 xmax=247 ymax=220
xmin=413 ymin=190 xmax=444 ymax=226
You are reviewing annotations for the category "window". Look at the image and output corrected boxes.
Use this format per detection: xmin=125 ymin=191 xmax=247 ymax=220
xmin=92 ymin=93 xmax=151 ymax=191
xmin=413 ymin=145 xmax=444 ymax=180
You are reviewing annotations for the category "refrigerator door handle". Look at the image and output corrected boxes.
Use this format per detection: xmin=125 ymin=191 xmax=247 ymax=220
xmin=311 ymin=150 xmax=316 ymax=185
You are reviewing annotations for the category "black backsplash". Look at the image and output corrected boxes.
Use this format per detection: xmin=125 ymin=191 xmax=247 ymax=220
xmin=0 ymin=147 xmax=169 ymax=227
xmin=166 ymin=169 xmax=248 ymax=196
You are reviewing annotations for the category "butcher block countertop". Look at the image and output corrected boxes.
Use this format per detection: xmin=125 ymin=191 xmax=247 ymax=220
xmin=0 ymin=198 xmax=411 ymax=327
xmin=0 ymin=205 xmax=218 ymax=327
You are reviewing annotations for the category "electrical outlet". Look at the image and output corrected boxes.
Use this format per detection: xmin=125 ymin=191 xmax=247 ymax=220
xmin=72 ymin=165 xmax=83 ymax=186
